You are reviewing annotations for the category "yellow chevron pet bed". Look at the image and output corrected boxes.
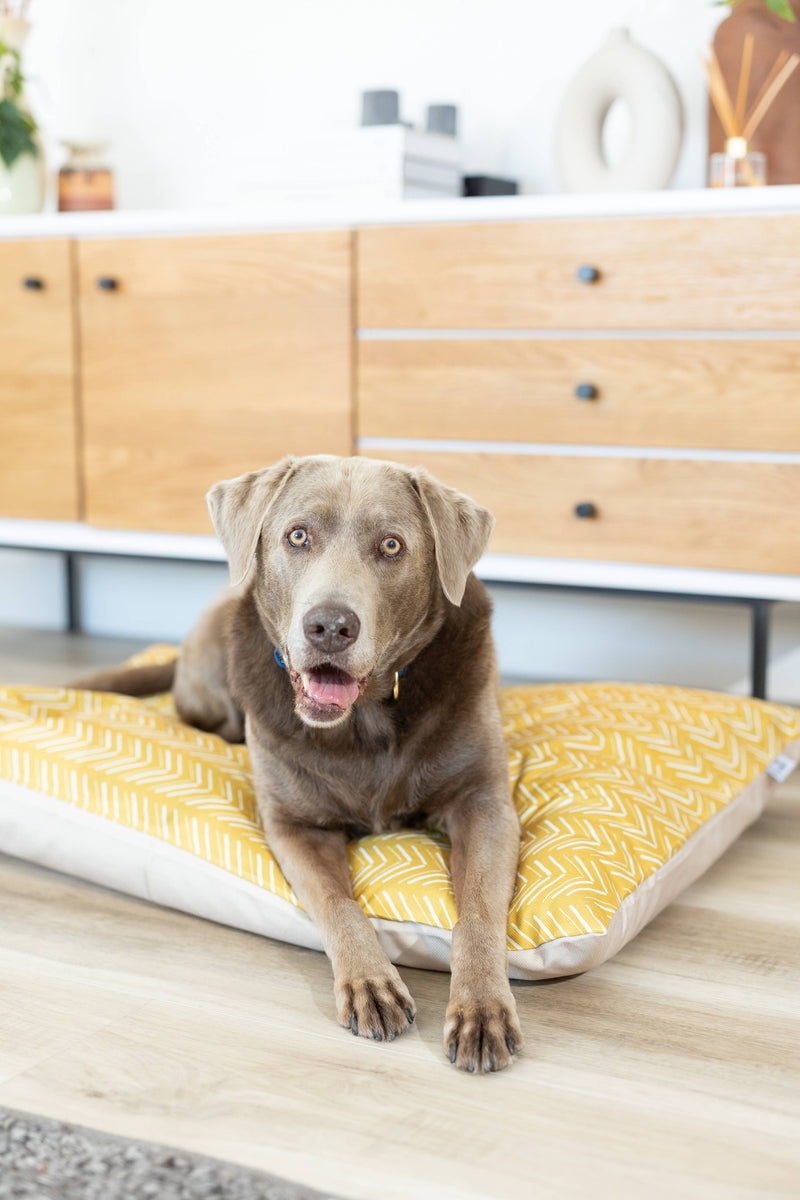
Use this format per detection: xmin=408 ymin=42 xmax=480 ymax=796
xmin=1 ymin=644 xmax=798 ymax=979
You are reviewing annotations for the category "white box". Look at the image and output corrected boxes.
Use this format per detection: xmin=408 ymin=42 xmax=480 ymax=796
xmin=234 ymin=126 xmax=462 ymax=204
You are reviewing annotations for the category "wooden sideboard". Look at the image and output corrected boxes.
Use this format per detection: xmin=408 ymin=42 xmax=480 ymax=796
xmin=2 ymin=190 xmax=800 ymax=694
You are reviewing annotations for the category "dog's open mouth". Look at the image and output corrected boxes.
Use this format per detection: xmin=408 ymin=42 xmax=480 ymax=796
xmin=290 ymin=664 xmax=368 ymax=723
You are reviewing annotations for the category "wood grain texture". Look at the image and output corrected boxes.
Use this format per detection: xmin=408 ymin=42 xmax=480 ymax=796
xmin=358 ymin=338 xmax=800 ymax=450
xmin=0 ymin=782 xmax=797 ymax=1200
xmin=0 ymin=239 xmax=79 ymax=521
xmin=356 ymin=216 xmax=800 ymax=330
xmin=77 ymin=233 xmax=353 ymax=534
xmin=361 ymin=449 xmax=800 ymax=573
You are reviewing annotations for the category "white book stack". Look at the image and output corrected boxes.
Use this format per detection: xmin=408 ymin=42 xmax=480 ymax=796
xmin=236 ymin=126 xmax=462 ymax=205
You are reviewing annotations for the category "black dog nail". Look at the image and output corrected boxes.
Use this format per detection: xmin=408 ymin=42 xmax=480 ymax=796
xmin=449 ymin=1042 xmax=457 ymax=1063
xmin=506 ymin=1036 xmax=516 ymax=1055
xmin=350 ymin=1016 xmax=358 ymax=1036
xmin=405 ymin=1007 xmax=415 ymax=1024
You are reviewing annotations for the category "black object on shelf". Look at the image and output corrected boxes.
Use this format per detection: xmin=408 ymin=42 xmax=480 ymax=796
xmin=97 ymin=277 xmax=119 ymax=291
xmin=22 ymin=277 xmax=44 ymax=290
xmin=576 ymin=264 xmax=601 ymax=284
xmin=574 ymin=502 xmax=598 ymax=519
xmin=463 ymin=175 xmax=519 ymax=197
xmin=574 ymin=383 xmax=599 ymax=400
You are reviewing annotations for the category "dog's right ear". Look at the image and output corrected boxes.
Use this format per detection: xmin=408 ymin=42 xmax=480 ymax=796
xmin=207 ymin=457 xmax=298 ymax=585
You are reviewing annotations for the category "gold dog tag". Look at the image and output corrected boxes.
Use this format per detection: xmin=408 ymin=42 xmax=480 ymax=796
xmin=393 ymin=671 xmax=400 ymax=700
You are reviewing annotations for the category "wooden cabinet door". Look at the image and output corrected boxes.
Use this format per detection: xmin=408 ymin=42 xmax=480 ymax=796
xmin=0 ymin=239 xmax=78 ymax=520
xmin=77 ymin=232 xmax=352 ymax=533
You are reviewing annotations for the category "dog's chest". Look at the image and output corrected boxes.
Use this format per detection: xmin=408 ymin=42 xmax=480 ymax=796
xmin=313 ymin=741 xmax=426 ymax=834
xmin=295 ymin=706 xmax=436 ymax=834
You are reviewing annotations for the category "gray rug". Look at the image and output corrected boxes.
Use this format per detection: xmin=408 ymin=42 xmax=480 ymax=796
xmin=0 ymin=1107 xmax=346 ymax=1200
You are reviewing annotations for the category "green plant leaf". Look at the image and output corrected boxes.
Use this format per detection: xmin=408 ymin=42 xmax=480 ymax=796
xmin=766 ymin=0 xmax=797 ymax=20
xmin=0 ymin=41 xmax=24 ymax=100
xmin=0 ymin=98 xmax=38 ymax=169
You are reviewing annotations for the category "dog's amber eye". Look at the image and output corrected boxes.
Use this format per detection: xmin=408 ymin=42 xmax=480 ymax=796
xmin=287 ymin=527 xmax=309 ymax=547
xmin=380 ymin=536 xmax=404 ymax=558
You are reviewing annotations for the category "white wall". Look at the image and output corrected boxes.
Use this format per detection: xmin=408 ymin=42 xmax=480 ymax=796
xmin=25 ymin=0 xmax=721 ymax=208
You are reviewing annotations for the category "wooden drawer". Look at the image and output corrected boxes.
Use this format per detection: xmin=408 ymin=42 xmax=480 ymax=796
xmin=361 ymin=449 xmax=800 ymax=574
xmin=358 ymin=338 xmax=800 ymax=451
xmin=78 ymin=232 xmax=352 ymax=533
xmin=357 ymin=216 xmax=800 ymax=330
xmin=0 ymin=239 xmax=79 ymax=521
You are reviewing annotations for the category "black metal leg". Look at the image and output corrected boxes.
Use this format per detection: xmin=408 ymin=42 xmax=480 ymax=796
xmin=65 ymin=553 xmax=81 ymax=634
xmin=750 ymin=599 xmax=770 ymax=701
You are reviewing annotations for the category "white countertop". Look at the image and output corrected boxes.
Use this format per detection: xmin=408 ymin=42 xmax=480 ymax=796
xmin=2 ymin=185 xmax=800 ymax=239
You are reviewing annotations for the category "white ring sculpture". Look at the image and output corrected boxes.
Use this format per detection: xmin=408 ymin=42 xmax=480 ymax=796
xmin=555 ymin=29 xmax=684 ymax=193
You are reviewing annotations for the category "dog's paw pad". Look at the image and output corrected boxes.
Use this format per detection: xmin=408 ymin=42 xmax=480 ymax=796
xmin=443 ymin=995 xmax=522 ymax=1073
xmin=336 ymin=975 xmax=416 ymax=1042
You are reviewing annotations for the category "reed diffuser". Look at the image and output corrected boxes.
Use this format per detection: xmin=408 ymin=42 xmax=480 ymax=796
xmin=702 ymin=34 xmax=800 ymax=185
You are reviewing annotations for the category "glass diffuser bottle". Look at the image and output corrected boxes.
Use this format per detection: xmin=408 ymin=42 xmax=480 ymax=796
xmin=709 ymin=135 xmax=766 ymax=187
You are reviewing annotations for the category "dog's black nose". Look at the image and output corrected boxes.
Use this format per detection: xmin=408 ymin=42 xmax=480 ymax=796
xmin=303 ymin=605 xmax=361 ymax=653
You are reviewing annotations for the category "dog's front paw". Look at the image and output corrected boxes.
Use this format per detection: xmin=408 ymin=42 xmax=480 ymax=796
xmin=336 ymin=972 xmax=416 ymax=1042
xmin=443 ymin=989 xmax=522 ymax=1073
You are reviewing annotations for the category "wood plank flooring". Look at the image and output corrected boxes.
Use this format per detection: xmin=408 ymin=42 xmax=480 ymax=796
xmin=0 ymin=630 xmax=798 ymax=1199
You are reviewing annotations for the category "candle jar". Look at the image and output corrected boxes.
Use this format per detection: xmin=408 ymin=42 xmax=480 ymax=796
xmin=58 ymin=142 xmax=115 ymax=211
xmin=709 ymin=136 xmax=766 ymax=187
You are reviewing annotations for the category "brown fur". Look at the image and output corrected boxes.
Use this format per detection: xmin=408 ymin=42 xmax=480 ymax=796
xmin=71 ymin=455 xmax=523 ymax=1072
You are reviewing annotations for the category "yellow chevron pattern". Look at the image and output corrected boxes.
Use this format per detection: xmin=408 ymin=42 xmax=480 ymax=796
xmin=2 ymin=643 xmax=799 ymax=950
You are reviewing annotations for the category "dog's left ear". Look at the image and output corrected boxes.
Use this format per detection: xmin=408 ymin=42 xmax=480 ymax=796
xmin=411 ymin=467 xmax=495 ymax=605
xmin=207 ymin=456 xmax=298 ymax=585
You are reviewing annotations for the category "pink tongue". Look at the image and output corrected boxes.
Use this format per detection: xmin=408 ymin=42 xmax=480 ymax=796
xmin=307 ymin=671 xmax=360 ymax=709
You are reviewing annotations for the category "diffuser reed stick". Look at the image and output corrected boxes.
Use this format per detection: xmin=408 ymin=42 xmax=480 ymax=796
xmin=734 ymin=34 xmax=754 ymax=128
xmin=702 ymin=39 xmax=800 ymax=143
xmin=742 ymin=52 xmax=800 ymax=139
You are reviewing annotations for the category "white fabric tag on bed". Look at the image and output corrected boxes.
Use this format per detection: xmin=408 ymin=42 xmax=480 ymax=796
xmin=766 ymin=754 xmax=796 ymax=783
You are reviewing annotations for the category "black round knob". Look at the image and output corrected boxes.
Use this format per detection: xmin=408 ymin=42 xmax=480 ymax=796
xmin=22 ymin=277 xmax=44 ymax=290
xmin=97 ymin=277 xmax=119 ymax=291
xmin=576 ymin=264 xmax=601 ymax=284
xmin=574 ymin=502 xmax=598 ymax=519
xmin=574 ymin=383 xmax=598 ymax=401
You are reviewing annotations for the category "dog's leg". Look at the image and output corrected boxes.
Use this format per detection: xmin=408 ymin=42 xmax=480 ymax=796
xmin=261 ymin=812 xmax=416 ymax=1041
xmin=441 ymin=797 xmax=522 ymax=1072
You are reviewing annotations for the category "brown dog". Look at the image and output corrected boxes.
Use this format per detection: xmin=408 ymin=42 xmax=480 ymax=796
xmin=73 ymin=455 xmax=523 ymax=1072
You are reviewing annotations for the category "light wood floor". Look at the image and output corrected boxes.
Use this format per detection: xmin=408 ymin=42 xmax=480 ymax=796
xmin=0 ymin=629 xmax=798 ymax=1199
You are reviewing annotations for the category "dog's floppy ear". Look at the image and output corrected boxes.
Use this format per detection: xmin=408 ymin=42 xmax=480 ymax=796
xmin=207 ymin=456 xmax=298 ymax=585
xmin=411 ymin=467 xmax=495 ymax=605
